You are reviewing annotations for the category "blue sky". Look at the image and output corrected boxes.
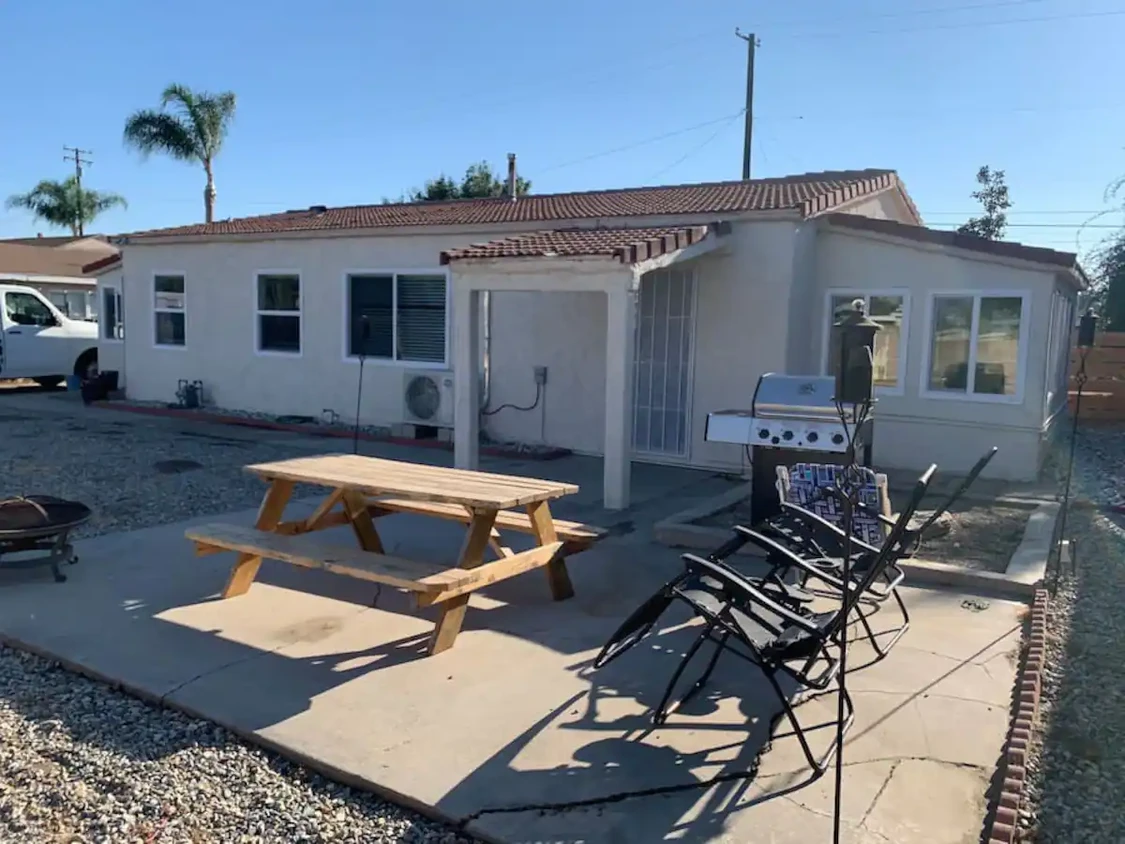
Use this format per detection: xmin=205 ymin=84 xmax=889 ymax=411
xmin=2 ymin=0 xmax=1124 ymax=253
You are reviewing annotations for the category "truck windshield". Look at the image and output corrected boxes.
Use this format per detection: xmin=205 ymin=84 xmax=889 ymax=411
xmin=5 ymin=292 xmax=57 ymax=327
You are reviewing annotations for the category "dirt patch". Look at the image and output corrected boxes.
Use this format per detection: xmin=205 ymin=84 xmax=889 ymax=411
xmin=914 ymin=501 xmax=1029 ymax=572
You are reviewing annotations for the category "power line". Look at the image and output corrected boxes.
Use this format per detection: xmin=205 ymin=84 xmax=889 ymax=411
xmin=929 ymin=222 xmax=1123 ymax=229
xmin=537 ymin=110 xmax=747 ymax=174
xmin=649 ymin=112 xmax=745 ymax=181
xmin=765 ymin=7 xmax=1125 ymax=39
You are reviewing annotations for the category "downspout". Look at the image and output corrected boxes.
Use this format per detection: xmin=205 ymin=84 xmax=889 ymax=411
xmin=481 ymin=152 xmax=519 ymax=410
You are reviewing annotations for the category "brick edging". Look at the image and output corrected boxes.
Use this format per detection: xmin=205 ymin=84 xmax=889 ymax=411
xmin=985 ymin=587 xmax=1048 ymax=844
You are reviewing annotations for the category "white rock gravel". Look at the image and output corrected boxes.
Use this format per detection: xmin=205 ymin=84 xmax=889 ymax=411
xmin=0 ymin=646 xmax=475 ymax=843
xmin=0 ymin=409 xmax=479 ymax=843
xmin=0 ymin=410 xmax=321 ymax=539
xmin=1021 ymin=426 xmax=1125 ymax=842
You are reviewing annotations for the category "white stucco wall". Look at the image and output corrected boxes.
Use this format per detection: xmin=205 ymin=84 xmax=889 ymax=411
xmin=834 ymin=189 xmax=918 ymax=223
xmin=812 ymin=227 xmax=1064 ymax=479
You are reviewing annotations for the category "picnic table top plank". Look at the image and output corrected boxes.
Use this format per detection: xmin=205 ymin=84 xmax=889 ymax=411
xmin=244 ymin=454 xmax=579 ymax=510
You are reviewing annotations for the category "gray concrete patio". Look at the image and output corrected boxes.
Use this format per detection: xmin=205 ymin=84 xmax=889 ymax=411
xmin=0 ymin=477 xmax=1023 ymax=844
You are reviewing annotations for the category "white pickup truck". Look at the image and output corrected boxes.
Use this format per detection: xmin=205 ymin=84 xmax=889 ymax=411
xmin=0 ymin=284 xmax=98 ymax=387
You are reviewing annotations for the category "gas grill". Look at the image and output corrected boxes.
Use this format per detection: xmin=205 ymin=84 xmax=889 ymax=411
xmin=704 ymin=373 xmax=874 ymax=522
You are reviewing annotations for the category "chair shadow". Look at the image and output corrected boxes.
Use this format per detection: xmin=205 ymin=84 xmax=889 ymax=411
xmin=437 ymin=606 xmax=829 ymax=843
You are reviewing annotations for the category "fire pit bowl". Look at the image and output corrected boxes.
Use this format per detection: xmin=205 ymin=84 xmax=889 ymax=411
xmin=0 ymin=495 xmax=91 ymax=583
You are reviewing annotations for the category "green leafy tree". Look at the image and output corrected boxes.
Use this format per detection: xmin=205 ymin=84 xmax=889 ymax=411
xmin=1088 ymin=231 xmax=1125 ymax=330
xmin=5 ymin=176 xmax=126 ymax=236
xmin=123 ymin=84 xmax=237 ymax=223
xmin=406 ymin=161 xmax=531 ymax=202
xmin=957 ymin=165 xmax=1011 ymax=240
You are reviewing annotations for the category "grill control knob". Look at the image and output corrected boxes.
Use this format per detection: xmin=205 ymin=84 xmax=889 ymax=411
xmin=807 ymin=431 xmax=819 ymax=443
xmin=782 ymin=430 xmax=794 ymax=441
xmin=758 ymin=428 xmax=770 ymax=440
xmin=831 ymin=433 xmax=845 ymax=445
xmin=771 ymin=436 xmax=780 ymax=445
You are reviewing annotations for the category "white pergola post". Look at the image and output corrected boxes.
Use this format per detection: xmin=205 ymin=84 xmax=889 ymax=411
xmin=604 ymin=285 xmax=636 ymax=510
xmin=453 ymin=285 xmax=480 ymax=470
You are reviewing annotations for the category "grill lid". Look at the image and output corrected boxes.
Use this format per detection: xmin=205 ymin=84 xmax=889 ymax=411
xmin=751 ymin=374 xmax=840 ymax=420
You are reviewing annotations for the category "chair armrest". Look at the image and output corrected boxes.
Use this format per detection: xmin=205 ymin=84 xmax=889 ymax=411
xmin=777 ymin=502 xmax=882 ymax=556
xmin=854 ymin=501 xmax=897 ymax=529
xmin=682 ymin=554 xmax=823 ymax=634
xmin=734 ymin=527 xmax=849 ymax=592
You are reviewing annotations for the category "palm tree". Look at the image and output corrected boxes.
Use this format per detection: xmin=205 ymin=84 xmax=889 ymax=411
xmin=123 ymin=84 xmax=237 ymax=223
xmin=5 ymin=176 xmax=126 ymax=236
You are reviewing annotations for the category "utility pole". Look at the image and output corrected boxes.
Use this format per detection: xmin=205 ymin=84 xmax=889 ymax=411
xmin=63 ymin=146 xmax=93 ymax=236
xmin=735 ymin=29 xmax=758 ymax=180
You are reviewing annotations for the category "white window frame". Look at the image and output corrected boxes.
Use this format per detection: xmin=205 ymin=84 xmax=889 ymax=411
xmin=820 ymin=288 xmax=910 ymax=397
xmin=919 ymin=289 xmax=1031 ymax=405
xmin=101 ymin=285 xmax=123 ymax=342
xmin=254 ymin=270 xmax=303 ymax=357
xmin=340 ymin=268 xmax=451 ymax=368
xmin=152 ymin=271 xmax=187 ymax=350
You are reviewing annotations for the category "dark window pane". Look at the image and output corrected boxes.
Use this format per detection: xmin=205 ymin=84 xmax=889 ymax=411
xmin=928 ymin=296 xmax=973 ymax=392
xmin=258 ymin=275 xmax=300 ymax=311
xmin=102 ymin=290 xmax=117 ymax=339
xmin=155 ymin=312 xmax=185 ymax=346
xmin=154 ymin=275 xmax=185 ymax=310
xmin=974 ymin=296 xmax=1022 ymax=396
xmin=349 ymin=275 xmax=393 ymax=358
xmin=259 ymin=315 xmax=300 ymax=353
xmin=396 ymin=275 xmax=446 ymax=362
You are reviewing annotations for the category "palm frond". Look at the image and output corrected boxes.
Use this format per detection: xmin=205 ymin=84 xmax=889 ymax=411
xmin=123 ymin=110 xmax=200 ymax=162
xmin=88 ymin=191 xmax=128 ymax=214
xmin=5 ymin=176 xmax=126 ymax=234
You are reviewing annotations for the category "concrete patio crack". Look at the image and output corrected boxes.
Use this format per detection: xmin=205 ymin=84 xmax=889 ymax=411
xmin=158 ymin=605 xmax=371 ymax=706
xmin=859 ymin=759 xmax=900 ymax=825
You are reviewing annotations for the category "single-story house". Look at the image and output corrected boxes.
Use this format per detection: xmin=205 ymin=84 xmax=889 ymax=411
xmin=97 ymin=168 xmax=1086 ymax=508
xmin=0 ymin=236 xmax=120 ymax=320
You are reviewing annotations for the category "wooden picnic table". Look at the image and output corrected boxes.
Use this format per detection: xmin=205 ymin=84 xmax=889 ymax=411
xmin=186 ymin=454 xmax=606 ymax=655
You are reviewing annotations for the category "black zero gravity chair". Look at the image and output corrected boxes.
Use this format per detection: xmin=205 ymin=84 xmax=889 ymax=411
xmin=593 ymin=464 xmax=936 ymax=776
xmin=736 ymin=447 xmax=998 ymax=657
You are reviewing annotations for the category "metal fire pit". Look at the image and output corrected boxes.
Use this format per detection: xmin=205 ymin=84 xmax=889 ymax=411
xmin=0 ymin=496 xmax=91 ymax=583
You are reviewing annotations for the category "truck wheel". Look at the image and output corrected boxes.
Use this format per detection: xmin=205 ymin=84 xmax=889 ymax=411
xmin=33 ymin=376 xmax=63 ymax=388
xmin=74 ymin=350 xmax=98 ymax=381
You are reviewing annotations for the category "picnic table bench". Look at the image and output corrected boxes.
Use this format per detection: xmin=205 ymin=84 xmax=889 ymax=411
xmin=186 ymin=454 xmax=607 ymax=655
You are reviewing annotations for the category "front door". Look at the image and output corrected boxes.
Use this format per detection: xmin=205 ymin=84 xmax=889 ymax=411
xmin=3 ymin=290 xmax=60 ymax=377
xmin=632 ymin=268 xmax=695 ymax=457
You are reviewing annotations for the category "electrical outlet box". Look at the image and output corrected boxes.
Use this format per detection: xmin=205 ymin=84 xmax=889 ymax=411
xmin=534 ymin=366 xmax=548 ymax=386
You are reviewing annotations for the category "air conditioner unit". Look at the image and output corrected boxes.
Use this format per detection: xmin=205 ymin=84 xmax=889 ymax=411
xmin=402 ymin=370 xmax=454 ymax=427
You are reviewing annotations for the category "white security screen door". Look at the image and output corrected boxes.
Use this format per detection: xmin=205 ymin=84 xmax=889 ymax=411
xmin=633 ymin=268 xmax=695 ymax=456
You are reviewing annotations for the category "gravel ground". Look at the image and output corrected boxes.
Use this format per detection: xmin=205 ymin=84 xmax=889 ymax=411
xmin=0 ymin=410 xmax=320 ymax=539
xmin=0 ymin=646 xmax=473 ymax=843
xmin=1020 ymin=424 xmax=1125 ymax=842
xmin=0 ymin=405 xmax=479 ymax=843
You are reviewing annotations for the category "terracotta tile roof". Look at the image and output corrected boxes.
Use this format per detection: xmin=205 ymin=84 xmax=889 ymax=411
xmin=822 ymin=213 xmax=1089 ymax=287
xmin=440 ymin=224 xmax=724 ymax=264
xmin=123 ymin=169 xmax=906 ymax=240
xmin=81 ymin=253 xmax=124 ymax=275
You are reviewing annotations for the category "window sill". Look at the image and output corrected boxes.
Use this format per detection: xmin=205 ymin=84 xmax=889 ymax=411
xmin=920 ymin=389 xmax=1023 ymax=405
xmin=256 ymin=348 xmax=303 ymax=358
xmin=153 ymin=342 xmax=187 ymax=350
xmin=341 ymin=354 xmax=449 ymax=369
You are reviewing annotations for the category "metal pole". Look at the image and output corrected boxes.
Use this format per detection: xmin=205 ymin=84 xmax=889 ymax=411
xmin=735 ymin=29 xmax=757 ymax=179
xmin=63 ymin=146 xmax=93 ymax=237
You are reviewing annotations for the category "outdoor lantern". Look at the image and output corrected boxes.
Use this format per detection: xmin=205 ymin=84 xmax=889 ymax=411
xmin=1077 ymin=308 xmax=1098 ymax=349
xmin=834 ymin=298 xmax=881 ymax=405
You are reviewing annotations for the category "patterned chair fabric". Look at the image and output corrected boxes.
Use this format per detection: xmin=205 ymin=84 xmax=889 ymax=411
xmin=776 ymin=462 xmax=888 ymax=546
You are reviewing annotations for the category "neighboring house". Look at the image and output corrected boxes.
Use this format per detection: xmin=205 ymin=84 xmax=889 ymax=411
xmin=0 ymin=236 xmax=119 ymax=320
xmin=100 ymin=169 xmax=1085 ymax=508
